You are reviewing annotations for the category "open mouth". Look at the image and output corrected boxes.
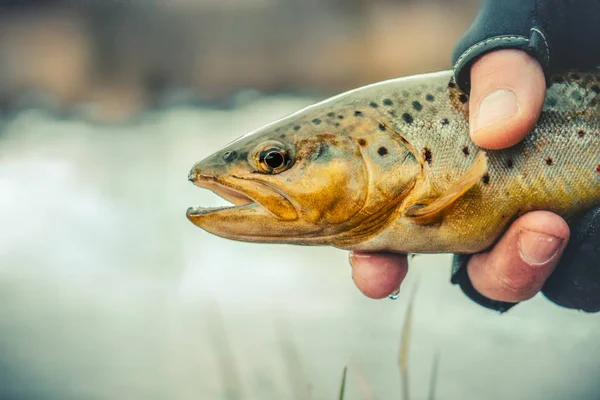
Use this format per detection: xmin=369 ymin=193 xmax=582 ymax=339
xmin=186 ymin=174 xmax=256 ymax=217
xmin=186 ymin=171 xmax=299 ymax=221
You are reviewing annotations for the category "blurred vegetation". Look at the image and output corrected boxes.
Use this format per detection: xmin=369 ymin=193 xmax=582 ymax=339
xmin=0 ymin=0 xmax=477 ymax=122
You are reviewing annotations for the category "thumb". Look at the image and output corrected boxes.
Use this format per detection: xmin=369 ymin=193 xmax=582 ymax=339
xmin=469 ymin=49 xmax=546 ymax=150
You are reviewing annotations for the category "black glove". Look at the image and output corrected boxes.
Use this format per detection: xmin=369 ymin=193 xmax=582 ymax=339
xmin=450 ymin=0 xmax=600 ymax=312
xmin=452 ymin=0 xmax=600 ymax=92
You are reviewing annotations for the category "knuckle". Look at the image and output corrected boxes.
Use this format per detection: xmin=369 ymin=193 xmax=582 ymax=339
xmin=471 ymin=255 xmax=545 ymax=302
xmin=493 ymin=271 xmax=540 ymax=301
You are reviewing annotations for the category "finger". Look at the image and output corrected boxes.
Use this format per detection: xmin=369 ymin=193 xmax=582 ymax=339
xmin=469 ymin=49 xmax=546 ymax=150
xmin=349 ymin=252 xmax=408 ymax=299
xmin=467 ymin=211 xmax=570 ymax=303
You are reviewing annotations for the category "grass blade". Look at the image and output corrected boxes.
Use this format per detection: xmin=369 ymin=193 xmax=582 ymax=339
xmin=398 ymin=282 xmax=419 ymax=400
xmin=428 ymin=351 xmax=441 ymax=400
xmin=399 ymin=303 xmax=412 ymax=400
xmin=338 ymin=366 xmax=348 ymax=400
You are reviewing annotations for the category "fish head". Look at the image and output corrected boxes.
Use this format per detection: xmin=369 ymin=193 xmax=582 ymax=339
xmin=187 ymin=106 xmax=422 ymax=247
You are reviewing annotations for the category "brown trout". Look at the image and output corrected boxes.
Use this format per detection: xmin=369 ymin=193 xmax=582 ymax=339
xmin=186 ymin=70 xmax=600 ymax=254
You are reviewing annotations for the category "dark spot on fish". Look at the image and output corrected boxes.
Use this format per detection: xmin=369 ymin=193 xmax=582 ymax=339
xmin=546 ymin=97 xmax=557 ymax=107
xmin=482 ymin=173 xmax=490 ymax=185
xmin=578 ymin=129 xmax=585 ymax=138
xmin=448 ymin=81 xmax=456 ymax=88
xmin=280 ymin=134 xmax=286 ymax=139
xmin=402 ymin=113 xmax=413 ymax=124
xmin=461 ymin=145 xmax=470 ymax=156
xmin=378 ymin=147 xmax=388 ymax=156
xmin=412 ymin=101 xmax=422 ymax=111
xmin=334 ymin=122 xmax=340 ymax=127
xmin=422 ymin=147 xmax=432 ymax=165
xmin=506 ymin=159 xmax=514 ymax=169
xmin=592 ymin=85 xmax=600 ymax=94
xmin=545 ymin=157 xmax=554 ymax=166
xmin=223 ymin=151 xmax=237 ymax=163
xmin=354 ymin=111 xmax=363 ymax=117
xmin=571 ymin=91 xmax=582 ymax=101
xmin=441 ymin=118 xmax=449 ymax=125
xmin=383 ymin=99 xmax=393 ymax=106
xmin=338 ymin=115 xmax=344 ymax=120
xmin=297 ymin=135 xmax=338 ymax=162
xmin=459 ymin=94 xmax=468 ymax=104
xmin=313 ymin=143 xmax=330 ymax=161
xmin=312 ymin=118 xmax=322 ymax=125
xmin=378 ymin=123 xmax=386 ymax=131
xmin=426 ymin=94 xmax=434 ymax=102
xmin=358 ymin=139 xmax=367 ymax=146
xmin=369 ymin=102 xmax=379 ymax=108
xmin=327 ymin=112 xmax=335 ymax=117
xmin=293 ymin=125 xmax=301 ymax=131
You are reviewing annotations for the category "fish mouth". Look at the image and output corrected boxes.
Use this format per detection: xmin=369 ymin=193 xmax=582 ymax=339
xmin=187 ymin=174 xmax=254 ymax=215
xmin=186 ymin=173 xmax=298 ymax=222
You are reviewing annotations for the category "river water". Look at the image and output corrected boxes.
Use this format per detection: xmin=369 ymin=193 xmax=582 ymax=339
xmin=1 ymin=97 xmax=599 ymax=399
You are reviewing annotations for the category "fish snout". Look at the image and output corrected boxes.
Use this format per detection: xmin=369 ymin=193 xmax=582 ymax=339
xmin=188 ymin=155 xmax=228 ymax=183
xmin=188 ymin=169 xmax=198 ymax=182
xmin=188 ymin=168 xmax=214 ymax=184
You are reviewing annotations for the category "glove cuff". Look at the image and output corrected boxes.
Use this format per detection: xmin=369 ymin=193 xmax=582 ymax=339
xmin=451 ymin=0 xmax=551 ymax=93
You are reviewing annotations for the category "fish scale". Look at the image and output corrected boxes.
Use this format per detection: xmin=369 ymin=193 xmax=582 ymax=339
xmin=187 ymin=70 xmax=600 ymax=255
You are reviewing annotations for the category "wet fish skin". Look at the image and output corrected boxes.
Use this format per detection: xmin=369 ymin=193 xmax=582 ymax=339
xmin=187 ymin=70 xmax=600 ymax=255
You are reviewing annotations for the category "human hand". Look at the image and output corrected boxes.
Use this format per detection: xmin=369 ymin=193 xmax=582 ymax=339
xmin=350 ymin=49 xmax=572 ymax=305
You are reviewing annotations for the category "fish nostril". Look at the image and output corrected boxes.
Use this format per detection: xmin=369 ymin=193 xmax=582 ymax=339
xmin=223 ymin=150 xmax=237 ymax=162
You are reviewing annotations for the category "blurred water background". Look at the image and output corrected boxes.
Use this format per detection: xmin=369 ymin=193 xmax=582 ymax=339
xmin=1 ymin=1 xmax=600 ymax=399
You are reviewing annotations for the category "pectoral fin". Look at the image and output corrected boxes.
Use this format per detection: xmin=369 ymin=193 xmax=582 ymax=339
xmin=404 ymin=151 xmax=488 ymax=224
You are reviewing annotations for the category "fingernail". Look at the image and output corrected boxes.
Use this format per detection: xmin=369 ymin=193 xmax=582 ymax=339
xmin=518 ymin=229 xmax=564 ymax=265
xmin=473 ymin=89 xmax=519 ymax=132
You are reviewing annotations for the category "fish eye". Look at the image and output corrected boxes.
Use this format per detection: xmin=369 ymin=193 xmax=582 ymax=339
xmin=259 ymin=148 xmax=289 ymax=173
xmin=264 ymin=151 xmax=285 ymax=169
xmin=252 ymin=140 xmax=293 ymax=174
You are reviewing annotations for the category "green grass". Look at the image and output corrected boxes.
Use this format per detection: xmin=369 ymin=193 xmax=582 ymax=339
xmin=338 ymin=366 xmax=348 ymax=400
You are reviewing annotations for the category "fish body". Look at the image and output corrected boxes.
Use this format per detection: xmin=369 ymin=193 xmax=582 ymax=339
xmin=187 ymin=70 xmax=600 ymax=254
